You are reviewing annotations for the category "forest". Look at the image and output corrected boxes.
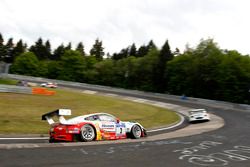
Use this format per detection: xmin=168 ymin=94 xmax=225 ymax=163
xmin=0 ymin=33 xmax=250 ymax=104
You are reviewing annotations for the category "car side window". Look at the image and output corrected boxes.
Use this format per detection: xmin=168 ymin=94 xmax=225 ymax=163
xmin=85 ymin=115 xmax=100 ymax=121
xmin=99 ymin=114 xmax=116 ymax=122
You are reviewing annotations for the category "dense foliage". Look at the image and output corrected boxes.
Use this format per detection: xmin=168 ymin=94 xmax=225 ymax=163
xmin=1 ymin=33 xmax=250 ymax=104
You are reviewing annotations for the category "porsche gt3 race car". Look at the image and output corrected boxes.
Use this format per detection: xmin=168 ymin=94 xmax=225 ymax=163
xmin=188 ymin=109 xmax=210 ymax=123
xmin=42 ymin=109 xmax=147 ymax=142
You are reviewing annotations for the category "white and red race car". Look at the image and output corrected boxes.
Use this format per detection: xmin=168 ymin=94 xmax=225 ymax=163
xmin=40 ymin=82 xmax=57 ymax=88
xmin=42 ymin=109 xmax=147 ymax=142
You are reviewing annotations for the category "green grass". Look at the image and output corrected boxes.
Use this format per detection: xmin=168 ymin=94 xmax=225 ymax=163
xmin=0 ymin=78 xmax=18 ymax=85
xmin=0 ymin=89 xmax=179 ymax=134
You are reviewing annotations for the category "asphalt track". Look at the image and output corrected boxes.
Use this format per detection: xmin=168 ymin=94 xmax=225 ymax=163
xmin=1 ymin=86 xmax=250 ymax=167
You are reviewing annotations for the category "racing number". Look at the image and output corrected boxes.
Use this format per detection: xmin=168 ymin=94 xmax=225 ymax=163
xmin=116 ymin=124 xmax=125 ymax=136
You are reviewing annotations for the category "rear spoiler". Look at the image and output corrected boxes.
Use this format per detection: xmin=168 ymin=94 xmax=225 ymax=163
xmin=42 ymin=109 xmax=71 ymax=125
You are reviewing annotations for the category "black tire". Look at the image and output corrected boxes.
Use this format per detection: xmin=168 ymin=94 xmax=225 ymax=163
xmin=49 ymin=138 xmax=55 ymax=143
xmin=143 ymin=129 xmax=147 ymax=137
xmin=130 ymin=124 xmax=142 ymax=139
xmin=80 ymin=124 xmax=96 ymax=142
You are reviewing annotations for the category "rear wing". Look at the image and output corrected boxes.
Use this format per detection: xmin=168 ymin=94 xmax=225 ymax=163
xmin=42 ymin=109 xmax=71 ymax=125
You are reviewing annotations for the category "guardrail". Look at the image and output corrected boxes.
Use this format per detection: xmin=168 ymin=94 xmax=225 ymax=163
xmin=1 ymin=73 xmax=249 ymax=111
xmin=0 ymin=84 xmax=32 ymax=94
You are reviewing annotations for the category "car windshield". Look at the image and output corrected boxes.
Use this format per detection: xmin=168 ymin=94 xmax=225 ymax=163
xmin=189 ymin=110 xmax=206 ymax=115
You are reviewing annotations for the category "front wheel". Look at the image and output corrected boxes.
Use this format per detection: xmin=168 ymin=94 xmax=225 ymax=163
xmin=80 ymin=124 xmax=96 ymax=142
xmin=130 ymin=124 xmax=142 ymax=139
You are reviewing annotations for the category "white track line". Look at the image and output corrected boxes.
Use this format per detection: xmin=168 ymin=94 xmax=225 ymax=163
xmin=147 ymin=114 xmax=185 ymax=133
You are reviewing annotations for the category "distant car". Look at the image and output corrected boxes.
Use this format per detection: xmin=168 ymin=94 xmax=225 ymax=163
xmin=42 ymin=109 xmax=147 ymax=142
xmin=188 ymin=109 xmax=210 ymax=123
xmin=40 ymin=82 xmax=57 ymax=88
xmin=16 ymin=80 xmax=28 ymax=87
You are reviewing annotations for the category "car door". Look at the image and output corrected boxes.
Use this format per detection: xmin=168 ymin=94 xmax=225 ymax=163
xmin=98 ymin=114 xmax=116 ymax=133
xmin=115 ymin=121 xmax=126 ymax=137
xmin=98 ymin=114 xmax=126 ymax=138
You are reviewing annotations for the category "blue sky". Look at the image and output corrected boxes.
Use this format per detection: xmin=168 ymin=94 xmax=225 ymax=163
xmin=0 ymin=0 xmax=249 ymax=55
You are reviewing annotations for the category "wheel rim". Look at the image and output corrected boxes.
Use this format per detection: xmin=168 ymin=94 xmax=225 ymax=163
xmin=81 ymin=125 xmax=95 ymax=140
xmin=133 ymin=125 xmax=142 ymax=138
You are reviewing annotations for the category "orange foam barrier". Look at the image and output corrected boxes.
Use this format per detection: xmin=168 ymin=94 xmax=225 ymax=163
xmin=32 ymin=88 xmax=56 ymax=96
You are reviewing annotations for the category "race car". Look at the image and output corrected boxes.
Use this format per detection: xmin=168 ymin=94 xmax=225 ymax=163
xmin=188 ymin=109 xmax=210 ymax=123
xmin=42 ymin=109 xmax=147 ymax=142
xmin=40 ymin=82 xmax=57 ymax=88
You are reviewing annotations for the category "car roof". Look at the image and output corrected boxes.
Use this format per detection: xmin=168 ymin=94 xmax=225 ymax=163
xmin=83 ymin=112 xmax=115 ymax=117
xmin=81 ymin=112 xmax=115 ymax=118
xmin=65 ymin=113 xmax=116 ymax=124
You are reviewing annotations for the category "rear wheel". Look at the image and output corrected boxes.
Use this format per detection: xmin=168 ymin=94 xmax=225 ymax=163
xmin=130 ymin=124 xmax=142 ymax=139
xmin=80 ymin=124 xmax=96 ymax=142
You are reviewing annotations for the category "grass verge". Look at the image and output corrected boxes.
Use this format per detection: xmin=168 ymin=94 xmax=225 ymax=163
xmin=0 ymin=78 xmax=18 ymax=85
xmin=0 ymin=88 xmax=180 ymax=134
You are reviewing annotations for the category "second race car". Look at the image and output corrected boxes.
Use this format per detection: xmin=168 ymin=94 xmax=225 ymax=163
xmin=42 ymin=109 xmax=147 ymax=142
xmin=188 ymin=109 xmax=210 ymax=123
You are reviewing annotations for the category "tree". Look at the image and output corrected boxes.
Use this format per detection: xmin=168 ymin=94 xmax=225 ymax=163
xmin=153 ymin=40 xmax=173 ymax=92
xmin=136 ymin=45 xmax=148 ymax=57
xmin=47 ymin=61 xmax=61 ymax=79
xmin=216 ymin=50 xmax=250 ymax=103
xmin=76 ymin=42 xmax=85 ymax=56
xmin=191 ymin=39 xmax=223 ymax=98
xmin=147 ymin=40 xmax=157 ymax=51
xmin=94 ymin=59 xmax=116 ymax=85
xmin=0 ymin=33 xmax=6 ymax=61
xmin=117 ymin=48 xmax=129 ymax=59
xmin=129 ymin=43 xmax=137 ymax=57
xmin=167 ymin=54 xmax=194 ymax=95
xmin=128 ymin=49 xmax=159 ymax=91
xmin=52 ymin=44 xmax=65 ymax=60
xmin=65 ymin=42 xmax=72 ymax=51
xmin=10 ymin=39 xmax=26 ymax=63
xmin=166 ymin=38 xmax=250 ymax=104
xmin=58 ymin=50 xmax=86 ymax=82
xmin=106 ymin=52 xmax=111 ymax=59
xmin=85 ymin=55 xmax=97 ymax=69
xmin=90 ymin=39 xmax=104 ymax=61
xmin=10 ymin=52 xmax=40 ymax=76
xmin=45 ymin=40 xmax=52 ymax=59
xmin=29 ymin=38 xmax=50 ymax=60
xmin=112 ymin=53 xmax=122 ymax=60
xmin=3 ymin=38 xmax=14 ymax=63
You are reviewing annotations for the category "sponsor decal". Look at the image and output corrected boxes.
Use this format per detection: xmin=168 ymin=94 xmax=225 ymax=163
xmin=102 ymin=124 xmax=115 ymax=128
xmin=116 ymin=123 xmax=126 ymax=128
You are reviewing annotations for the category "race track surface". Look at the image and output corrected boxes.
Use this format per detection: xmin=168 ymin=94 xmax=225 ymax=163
xmin=1 ymin=85 xmax=250 ymax=167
